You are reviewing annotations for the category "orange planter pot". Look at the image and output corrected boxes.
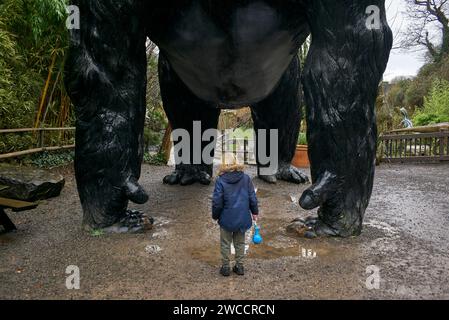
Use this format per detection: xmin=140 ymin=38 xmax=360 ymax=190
xmin=292 ymin=145 xmax=310 ymax=168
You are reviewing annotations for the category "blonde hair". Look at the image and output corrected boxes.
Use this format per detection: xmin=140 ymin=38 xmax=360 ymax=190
xmin=219 ymin=153 xmax=245 ymax=176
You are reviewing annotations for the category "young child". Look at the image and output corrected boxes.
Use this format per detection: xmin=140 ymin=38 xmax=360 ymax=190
xmin=212 ymin=154 xmax=259 ymax=277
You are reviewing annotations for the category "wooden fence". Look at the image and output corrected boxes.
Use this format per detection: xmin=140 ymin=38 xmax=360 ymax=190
xmin=379 ymin=124 xmax=449 ymax=163
xmin=0 ymin=127 xmax=75 ymax=160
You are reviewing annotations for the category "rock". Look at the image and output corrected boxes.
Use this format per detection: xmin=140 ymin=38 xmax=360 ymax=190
xmin=0 ymin=164 xmax=65 ymax=201
xmin=145 ymin=244 xmax=162 ymax=255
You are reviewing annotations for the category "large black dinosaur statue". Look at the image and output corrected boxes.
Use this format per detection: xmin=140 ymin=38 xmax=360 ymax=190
xmin=65 ymin=0 xmax=392 ymax=236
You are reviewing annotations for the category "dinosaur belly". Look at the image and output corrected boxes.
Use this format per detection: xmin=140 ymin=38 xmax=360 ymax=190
xmin=155 ymin=2 xmax=306 ymax=107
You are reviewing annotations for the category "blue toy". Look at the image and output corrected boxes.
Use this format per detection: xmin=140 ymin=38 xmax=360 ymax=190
xmin=252 ymin=223 xmax=263 ymax=245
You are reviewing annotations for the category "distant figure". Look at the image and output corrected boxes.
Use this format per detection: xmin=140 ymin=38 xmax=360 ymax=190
xmin=400 ymin=108 xmax=414 ymax=129
xmin=212 ymin=154 xmax=259 ymax=277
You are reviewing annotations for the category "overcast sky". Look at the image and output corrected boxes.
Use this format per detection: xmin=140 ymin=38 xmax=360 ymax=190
xmin=384 ymin=0 xmax=427 ymax=81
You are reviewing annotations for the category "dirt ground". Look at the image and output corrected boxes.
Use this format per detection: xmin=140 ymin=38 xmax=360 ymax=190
xmin=1 ymin=163 xmax=448 ymax=300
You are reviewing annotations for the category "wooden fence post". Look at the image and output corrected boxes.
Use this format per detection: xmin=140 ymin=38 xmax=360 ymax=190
xmin=159 ymin=124 xmax=172 ymax=162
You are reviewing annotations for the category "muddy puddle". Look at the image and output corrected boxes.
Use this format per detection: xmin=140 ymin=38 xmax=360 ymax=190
xmin=187 ymin=184 xmax=359 ymax=266
xmin=189 ymin=216 xmax=343 ymax=266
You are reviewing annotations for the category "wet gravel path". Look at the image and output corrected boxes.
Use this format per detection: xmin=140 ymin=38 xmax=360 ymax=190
xmin=0 ymin=163 xmax=448 ymax=299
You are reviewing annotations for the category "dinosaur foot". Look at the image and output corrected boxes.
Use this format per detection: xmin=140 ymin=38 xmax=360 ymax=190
xmin=100 ymin=210 xmax=154 ymax=234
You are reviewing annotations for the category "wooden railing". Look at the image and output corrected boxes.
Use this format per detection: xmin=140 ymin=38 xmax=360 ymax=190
xmin=0 ymin=127 xmax=75 ymax=160
xmin=379 ymin=125 xmax=449 ymax=163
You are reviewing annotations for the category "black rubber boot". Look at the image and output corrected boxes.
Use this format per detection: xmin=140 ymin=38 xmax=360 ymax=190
xmin=233 ymin=264 xmax=245 ymax=276
xmin=220 ymin=265 xmax=231 ymax=277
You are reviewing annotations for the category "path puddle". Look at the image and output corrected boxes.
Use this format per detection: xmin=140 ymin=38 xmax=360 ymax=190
xmin=188 ymin=217 xmax=343 ymax=265
xmin=0 ymin=234 xmax=14 ymax=245
xmin=189 ymin=185 xmax=352 ymax=265
xmin=255 ymin=188 xmax=273 ymax=198
xmin=190 ymin=218 xmax=299 ymax=265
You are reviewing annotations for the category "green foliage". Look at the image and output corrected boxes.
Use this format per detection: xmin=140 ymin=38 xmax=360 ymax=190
xmin=144 ymin=152 xmax=167 ymax=166
xmin=386 ymin=78 xmax=412 ymax=109
xmin=381 ymin=54 xmax=449 ymax=132
xmin=385 ymin=54 xmax=449 ymax=110
xmin=146 ymin=51 xmax=167 ymax=133
xmin=1 ymin=0 xmax=68 ymax=69
xmin=145 ymin=49 xmax=168 ymax=151
xmin=413 ymin=113 xmax=448 ymax=126
xmin=90 ymin=229 xmax=105 ymax=237
xmin=0 ymin=17 xmax=41 ymax=130
xmin=26 ymin=150 xmax=74 ymax=169
xmin=0 ymin=0 xmax=72 ymax=154
xmin=377 ymin=82 xmax=404 ymax=133
xmin=144 ymin=127 xmax=163 ymax=150
xmin=228 ymin=128 xmax=253 ymax=140
xmin=297 ymin=132 xmax=307 ymax=145
xmin=413 ymin=79 xmax=449 ymax=126
xmin=0 ymin=133 xmax=34 ymax=154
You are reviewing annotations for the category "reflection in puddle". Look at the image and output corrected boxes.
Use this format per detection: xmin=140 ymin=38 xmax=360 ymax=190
xmin=190 ymin=217 xmax=339 ymax=265
xmin=190 ymin=218 xmax=300 ymax=265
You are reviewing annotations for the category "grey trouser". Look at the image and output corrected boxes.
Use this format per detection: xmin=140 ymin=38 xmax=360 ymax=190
xmin=220 ymin=228 xmax=246 ymax=266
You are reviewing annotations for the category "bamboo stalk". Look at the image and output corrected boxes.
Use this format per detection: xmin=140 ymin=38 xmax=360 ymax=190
xmin=41 ymin=70 xmax=61 ymax=127
xmin=34 ymin=51 xmax=57 ymax=129
xmin=0 ymin=128 xmax=75 ymax=134
xmin=0 ymin=145 xmax=75 ymax=160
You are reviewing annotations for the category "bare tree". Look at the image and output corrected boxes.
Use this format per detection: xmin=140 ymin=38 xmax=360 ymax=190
xmin=397 ymin=0 xmax=448 ymax=62
xmin=399 ymin=0 xmax=449 ymax=61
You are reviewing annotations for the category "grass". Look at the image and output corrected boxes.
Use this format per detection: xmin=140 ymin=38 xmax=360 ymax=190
xmin=90 ymin=229 xmax=105 ymax=237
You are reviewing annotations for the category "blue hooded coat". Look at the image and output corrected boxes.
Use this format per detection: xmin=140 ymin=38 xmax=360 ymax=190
xmin=212 ymin=171 xmax=259 ymax=233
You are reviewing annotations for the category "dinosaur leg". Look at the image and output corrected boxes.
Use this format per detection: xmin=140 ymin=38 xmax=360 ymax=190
xmin=65 ymin=0 xmax=151 ymax=232
xmin=159 ymin=54 xmax=221 ymax=186
xmin=251 ymin=55 xmax=308 ymax=185
xmin=298 ymin=0 xmax=393 ymax=237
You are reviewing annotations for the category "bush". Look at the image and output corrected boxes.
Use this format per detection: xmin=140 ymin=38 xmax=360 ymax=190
xmin=143 ymin=152 xmax=167 ymax=166
xmin=0 ymin=0 xmax=72 ymax=154
xmin=144 ymin=128 xmax=163 ymax=150
xmin=413 ymin=79 xmax=449 ymax=126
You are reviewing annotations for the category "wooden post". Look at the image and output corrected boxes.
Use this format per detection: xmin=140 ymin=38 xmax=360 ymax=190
xmin=440 ymin=129 xmax=447 ymax=161
xmin=159 ymin=124 xmax=172 ymax=162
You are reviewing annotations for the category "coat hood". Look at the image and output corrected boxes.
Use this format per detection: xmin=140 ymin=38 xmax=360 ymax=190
xmin=220 ymin=171 xmax=244 ymax=184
